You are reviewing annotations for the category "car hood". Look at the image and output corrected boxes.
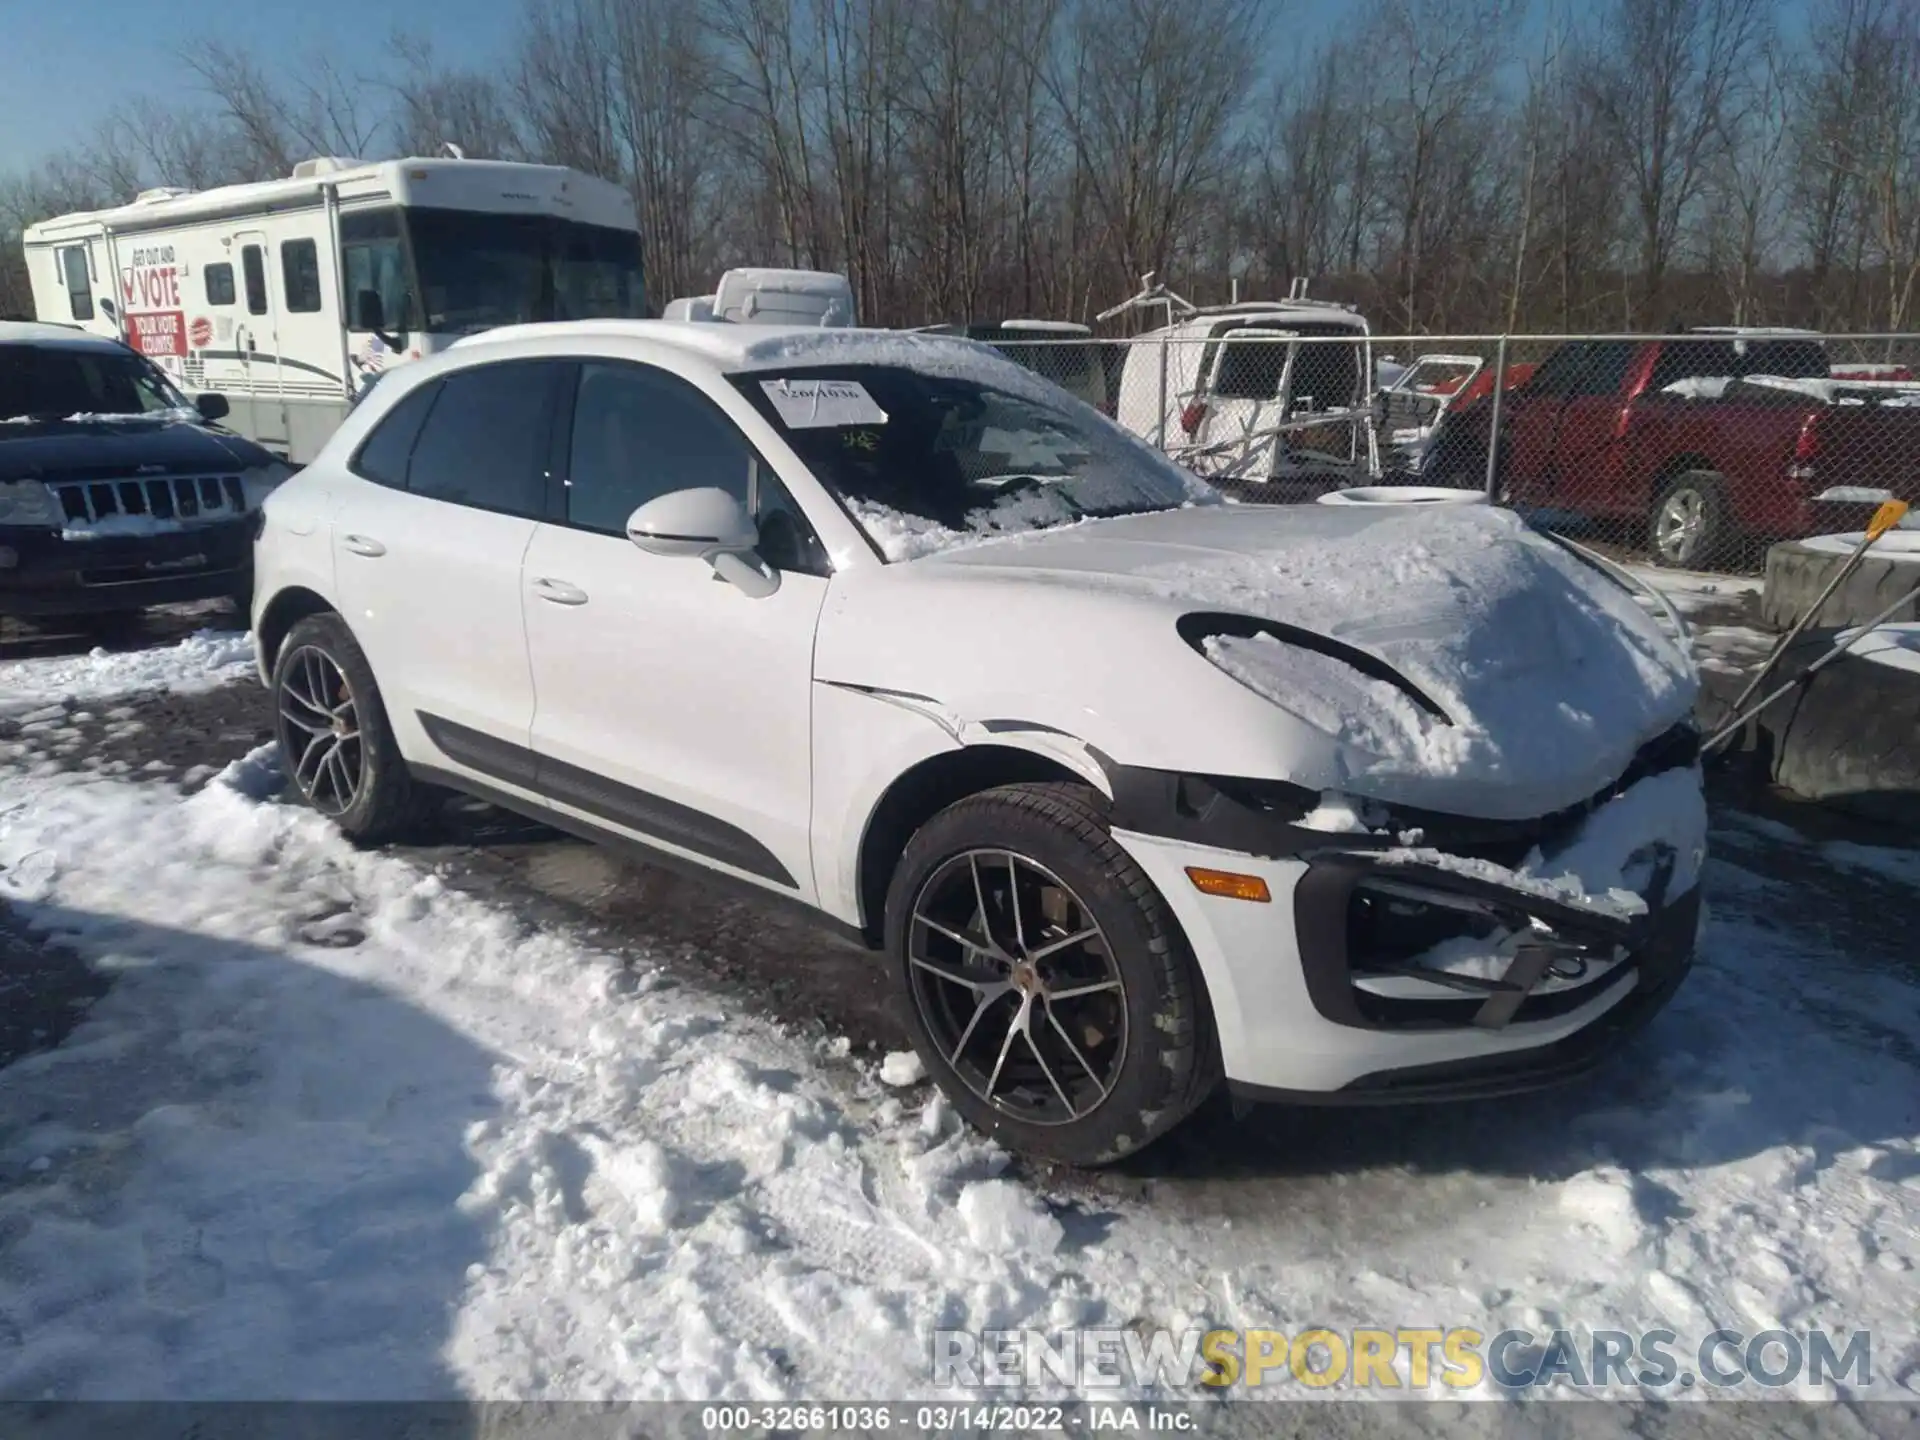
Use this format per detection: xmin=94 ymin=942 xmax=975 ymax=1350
xmin=913 ymin=502 xmax=1697 ymax=807
xmin=0 ymin=416 xmax=272 ymax=484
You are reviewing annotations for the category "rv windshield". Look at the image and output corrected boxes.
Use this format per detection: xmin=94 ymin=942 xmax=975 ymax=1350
xmin=406 ymin=208 xmax=646 ymax=331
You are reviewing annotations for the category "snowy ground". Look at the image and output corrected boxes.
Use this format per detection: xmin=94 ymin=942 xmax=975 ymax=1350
xmin=1 ymin=600 xmax=1917 ymax=1416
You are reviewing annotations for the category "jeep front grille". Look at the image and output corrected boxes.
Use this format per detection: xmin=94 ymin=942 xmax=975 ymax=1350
xmin=54 ymin=474 xmax=247 ymax=525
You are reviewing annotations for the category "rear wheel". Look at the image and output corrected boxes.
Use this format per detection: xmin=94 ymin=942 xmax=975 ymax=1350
xmin=885 ymin=782 xmax=1218 ymax=1166
xmin=271 ymin=612 xmax=425 ymax=843
xmin=1650 ymin=471 xmax=1729 ymax=568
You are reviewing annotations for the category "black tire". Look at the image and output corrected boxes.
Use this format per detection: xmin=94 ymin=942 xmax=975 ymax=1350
xmin=270 ymin=612 xmax=425 ymax=844
xmin=1649 ymin=470 xmax=1729 ymax=569
xmin=884 ymin=781 xmax=1219 ymax=1166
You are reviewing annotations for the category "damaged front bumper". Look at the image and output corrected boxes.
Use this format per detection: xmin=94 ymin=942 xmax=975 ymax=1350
xmin=1100 ymin=721 xmax=1708 ymax=1100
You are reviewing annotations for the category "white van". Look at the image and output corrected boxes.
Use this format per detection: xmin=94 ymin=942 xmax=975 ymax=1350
xmin=1110 ymin=297 xmax=1374 ymax=481
xmin=24 ymin=156 xmax=644 ymax=462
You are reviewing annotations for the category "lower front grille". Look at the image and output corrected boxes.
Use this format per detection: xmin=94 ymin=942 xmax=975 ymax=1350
xmin=53 ymin=474 xmax=246 ymax=526
xmin=1295 ymin=853 xmax=1667 ymax=1033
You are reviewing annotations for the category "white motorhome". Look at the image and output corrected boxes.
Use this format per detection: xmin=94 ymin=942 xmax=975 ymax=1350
xmin=1104 ymin=277 xmax=1375 ymax=481
xmin=24 ymin=156 xmax=645 ymax=462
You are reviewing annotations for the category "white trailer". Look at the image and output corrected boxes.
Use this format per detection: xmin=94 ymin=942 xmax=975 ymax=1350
xmin=23 ymin=156 xmax=645 ymax=462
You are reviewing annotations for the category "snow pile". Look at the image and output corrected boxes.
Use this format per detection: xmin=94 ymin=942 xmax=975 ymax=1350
xmin=0 ymin=629 xmax=253 ymax=713
xmin=62 ymin=512 xmax=193 ymax=541
xmin=1797 ymin=530 xmax=1920 ymax=559
xmin=955 ymin=1179 xmax=1064 ymax=1256
xmin=878 ymin=1051 xmax=926 ymax=1087
xmin=1621 ymin=564 xmax=1762 ymax=620
xmin=1129 ymin=504 xmax=1696 ymax=800
xmin=1836 ymin=622 xmax=1920 ymax=675
xmin=1298 ymin=791 xmax=1384 ymax=834
xmin=1205 ymin=630 xmax=1477 ymax=776
xmin=36 ymin=407 xmax=203 ymax=425
xmin=0 ymin=754 xmax=1915 ymax=1401
xmin=847 ymin=490 xmax=1094 ymax=563
xmin=1380 ymin=765 xmax=1709 ymax=922
xmin=1662 ymin=376 xmax=1731 ymax=400
xmin=845 ymin=498 xmax=966 ymax=561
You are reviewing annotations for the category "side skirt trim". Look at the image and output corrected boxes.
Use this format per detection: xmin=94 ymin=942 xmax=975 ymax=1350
xmin=411 ymin=762 xmax=873 ymax=950
xmin=414 ymin=711 xmax=798 ymax=889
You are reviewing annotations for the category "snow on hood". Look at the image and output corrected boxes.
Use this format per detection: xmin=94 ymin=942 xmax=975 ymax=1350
xmin=925 ymin=503 xmax=1697 ymax=799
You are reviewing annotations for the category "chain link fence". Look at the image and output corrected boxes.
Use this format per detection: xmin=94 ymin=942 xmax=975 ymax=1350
xmin=985 ymin=328 xmax=1920 ymax=575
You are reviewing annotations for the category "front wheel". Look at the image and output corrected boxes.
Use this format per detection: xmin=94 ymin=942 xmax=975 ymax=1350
xmin=271 ymin=612 xmax=425 ymax=843
xmin=884 ymin=782 xmax=1219 ymax=1166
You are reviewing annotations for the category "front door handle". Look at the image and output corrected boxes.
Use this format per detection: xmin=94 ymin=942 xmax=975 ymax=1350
xmin=341 ymin=533 xmax=386 ymax=558
xmin=532 ymin=577 xmax=589 ymax=606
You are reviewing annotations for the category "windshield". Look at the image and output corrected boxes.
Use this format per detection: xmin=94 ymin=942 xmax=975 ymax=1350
xmin=731 ymin=362 xmax=1213 ymax=560
xmin=406 ymin=208 xmax=646 ymax=332
xmin=0 ymin=343 xmax=189 ymax=423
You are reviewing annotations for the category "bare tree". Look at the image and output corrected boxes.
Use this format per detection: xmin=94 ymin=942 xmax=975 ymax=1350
xmin=388 ymin=34 xmax=524 ymax=160
xmin=1588 ymin=0 xmax=1767 ymax=321
xmin=1043 ymin=0 xmax=1267 ymax=300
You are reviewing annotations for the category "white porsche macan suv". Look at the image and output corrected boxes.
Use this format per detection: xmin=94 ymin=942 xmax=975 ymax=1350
xmin=252 ymin=320 xmax=1709 ymax=1165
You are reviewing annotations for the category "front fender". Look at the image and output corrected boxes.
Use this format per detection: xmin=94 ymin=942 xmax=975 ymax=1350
xmin=809 ymin=680 xmax=1114 ymax=929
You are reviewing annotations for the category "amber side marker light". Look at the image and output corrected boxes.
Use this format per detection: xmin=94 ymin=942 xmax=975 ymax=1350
xmin=1185 ymin=867 xmax=1272 ymax=903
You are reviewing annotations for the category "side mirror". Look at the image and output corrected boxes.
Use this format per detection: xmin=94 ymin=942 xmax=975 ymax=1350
xmin=195 ymin=391 xmax=230 ymax=422
xmin=355 ymin=289 xmax=385 ymax=333
xmin=627 ymin=487 xmax=758 ymax=558
xmin=99 ymin=297 xmax=117 ymax=320
xmin=627 ymin=487 xmax=778 ymax=598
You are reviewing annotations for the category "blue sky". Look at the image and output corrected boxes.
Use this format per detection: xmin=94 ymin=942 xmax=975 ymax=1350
xmin=0 ymin=0 xmax=522 ymax=168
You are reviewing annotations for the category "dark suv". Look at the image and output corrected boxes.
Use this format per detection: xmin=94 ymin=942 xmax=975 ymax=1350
xmin=1 ymin=324 xmax=290 ymax=622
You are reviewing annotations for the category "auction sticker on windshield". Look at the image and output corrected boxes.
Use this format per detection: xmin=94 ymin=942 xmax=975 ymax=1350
xmin=760 ymin=378 xmax=888 ymax=428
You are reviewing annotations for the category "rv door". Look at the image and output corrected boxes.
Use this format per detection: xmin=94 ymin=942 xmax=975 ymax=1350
xmin=233 ymin=230 xmax=290 ymax=452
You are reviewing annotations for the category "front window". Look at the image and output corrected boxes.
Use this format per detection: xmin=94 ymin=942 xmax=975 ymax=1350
xmin=0 ymin=343 xmax=189 ymax=423
xmin=731 ymin=363 xmax=1213 ymax=560
xmin=405 ymin=208 xmax=646 ymax=332
xmin=341 ymin=207 xmax=420 ymax=333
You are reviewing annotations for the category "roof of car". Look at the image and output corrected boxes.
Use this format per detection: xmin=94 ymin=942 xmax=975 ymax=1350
xmin=450 ymin=319 xmax=1009 ymax=372
xmin=0 ymin=321 xmax=128 ymax=353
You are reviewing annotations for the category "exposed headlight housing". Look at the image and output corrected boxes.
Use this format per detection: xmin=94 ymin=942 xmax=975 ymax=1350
xmin=238 ymin=461 xmax=297 ymax=509
xmin=1175 ymin=611 xmax=1449 ymax=720
xmin=0 ymin=480 xmax=64 ymax=529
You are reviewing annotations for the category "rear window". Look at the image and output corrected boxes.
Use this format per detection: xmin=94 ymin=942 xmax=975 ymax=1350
xmin=1652 ymin=337 xmax=1828 ymax=389
xmin=1205 ymin=322 xmax=1363 ymax=407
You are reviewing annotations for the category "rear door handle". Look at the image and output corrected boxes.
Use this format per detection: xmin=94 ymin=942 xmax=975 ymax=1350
xmin=532 ymin=577 xmax=588 ymax=606
xmin=341 ymin=534 xmax=386 ymax=557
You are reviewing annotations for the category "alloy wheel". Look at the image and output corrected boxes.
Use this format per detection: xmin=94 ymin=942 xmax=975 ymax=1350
xmin=277 ymin=644 xmax=364 ymax=815
xmin=1654 ymin=488 xmax=1705 ymax=564
xmin=906 ymin=848 xmax=1126 ymax=1126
